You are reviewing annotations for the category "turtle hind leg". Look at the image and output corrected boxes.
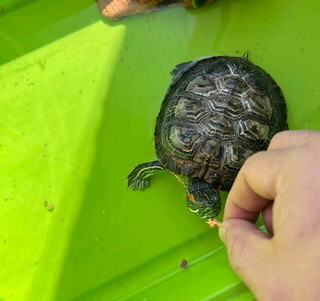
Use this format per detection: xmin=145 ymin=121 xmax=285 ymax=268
xmin=127 ymin=160 xmax=164 ymax=190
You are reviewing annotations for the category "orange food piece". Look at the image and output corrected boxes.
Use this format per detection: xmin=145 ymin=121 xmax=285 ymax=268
xmin=206 ymin=218 xmax=221 ymax=228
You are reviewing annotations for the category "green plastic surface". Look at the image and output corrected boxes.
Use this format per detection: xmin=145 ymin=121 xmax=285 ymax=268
xmin=0 ymin=0 xmax=319 ymax=300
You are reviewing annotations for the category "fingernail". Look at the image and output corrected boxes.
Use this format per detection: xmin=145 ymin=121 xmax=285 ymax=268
xmin=218 ymin=224 xmax=226 ymax=244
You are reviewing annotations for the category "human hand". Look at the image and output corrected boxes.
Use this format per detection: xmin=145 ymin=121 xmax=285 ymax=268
xmin=218 ymin=130 xmax=320 ymax=301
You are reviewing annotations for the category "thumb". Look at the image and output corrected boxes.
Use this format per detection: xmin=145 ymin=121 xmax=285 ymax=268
xmin=219 ymin=219 xmax=274 ymax=290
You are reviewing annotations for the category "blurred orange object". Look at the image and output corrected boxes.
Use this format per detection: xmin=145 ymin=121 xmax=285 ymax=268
xmin=96 ymin=0 xmax=214 ymax=20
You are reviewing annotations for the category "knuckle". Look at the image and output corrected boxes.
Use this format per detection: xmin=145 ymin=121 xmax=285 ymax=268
xmin=241 ymin=151 xmax=266 ymax=174
xmin=268 ymin=131 xmax=289 ymax=149
xmin=241 ymin=152 xmax=257 ymax=171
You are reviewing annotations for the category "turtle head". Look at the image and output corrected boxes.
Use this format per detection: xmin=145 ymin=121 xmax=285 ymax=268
xmin=186 ymin=177 xmax=221 ymax=219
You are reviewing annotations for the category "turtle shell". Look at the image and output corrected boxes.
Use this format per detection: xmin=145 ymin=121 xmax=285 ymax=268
xmin=154 ymin=56 xmax=288 ymax=191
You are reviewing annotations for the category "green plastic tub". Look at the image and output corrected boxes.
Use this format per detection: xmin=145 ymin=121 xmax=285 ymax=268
xmin=0 ymin=0 xmax=319 ymax=300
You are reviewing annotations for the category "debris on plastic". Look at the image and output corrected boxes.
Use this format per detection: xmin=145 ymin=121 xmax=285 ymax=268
xmin=179 ymin=259 xmax=188 ymax=269
xmin=47 ymin=204 xmax=55 ymax=211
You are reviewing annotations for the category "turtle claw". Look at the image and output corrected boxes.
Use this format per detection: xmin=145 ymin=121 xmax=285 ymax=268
xmin=127 ymin=176 xmax=149 ymax=190
xmin=206 ymin=218 xmax=221 ymax=228
xmin=127 ymin=166 xmax=149 ymax=190
xmin=127 ymin=161 xmax=164 ymax=190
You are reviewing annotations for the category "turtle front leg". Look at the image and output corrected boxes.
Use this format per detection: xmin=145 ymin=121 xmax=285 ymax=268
xmin=127 ymin=160 xmax=164 ymax=190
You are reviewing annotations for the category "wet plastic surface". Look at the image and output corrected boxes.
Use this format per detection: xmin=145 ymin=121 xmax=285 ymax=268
xmin=0 ymin=0 xmax=319 ymax=300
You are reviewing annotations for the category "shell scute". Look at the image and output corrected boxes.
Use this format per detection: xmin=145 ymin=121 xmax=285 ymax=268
xmin=200 ymin=114 xmax=235 ymax=139
xmin=194 ymin=139 xmax=221 ymax=168
xmin=186 ymin=75 xmax=218 ymax=96
xmin=174 ymin=97 xmax=208 ymax=123
xmin=169 ymin=124 xmax=200 ymax=153
xmin=221 ymin=143 xmax=255 ymax=175
xmin=238 ymin=119 xmax=270 ymax=146
xmin=207 ymin=96 xmax=243 ymax=118
xmin=243 ymin=93 xmax=272 ymax=120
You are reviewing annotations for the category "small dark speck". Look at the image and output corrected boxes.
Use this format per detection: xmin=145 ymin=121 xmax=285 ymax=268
xmin=44 ymin=143 xmax=48 ymax=147
xmin=44 ymin=200 xmax=48 ymax=206
xmin=14 ymin=82 xmax=18 ymax=86
xmin=27 ymin=83 xmax=34 ymax=86
xmin=301 ymin=48 xmax=304 ymax=51
xmin=179 ymin=259 xmax=188 ymax=269
xmin=125 ymin=46 xmax=129 ymax=50
xmin=119 ymin=57 xmax=124 ymax=62
xmin=79 ymin=89 xmax=83 ymax=94
xmin=61 ymin=71 xmax=65 ymax=74
xmin=47 ymin=204 xmax=55 ymax=211
xmin=43 ymin=154 xmax=47 ymax=158
xmin=235 ymin=50 xmax=240 ymax=54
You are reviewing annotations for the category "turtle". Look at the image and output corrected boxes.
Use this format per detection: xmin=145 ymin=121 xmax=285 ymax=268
xmin=127 ymin=53 xmax=288 ymax=225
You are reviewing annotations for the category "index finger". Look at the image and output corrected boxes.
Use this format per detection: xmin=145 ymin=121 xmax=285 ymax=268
xmin=223 ymin=149 xmax=287 ymax=222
